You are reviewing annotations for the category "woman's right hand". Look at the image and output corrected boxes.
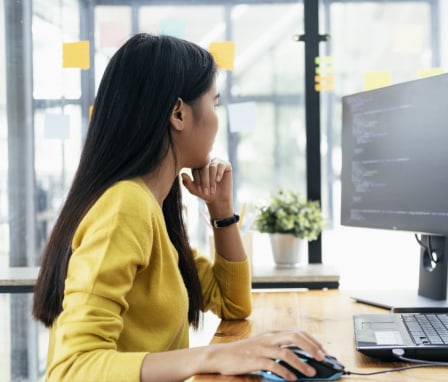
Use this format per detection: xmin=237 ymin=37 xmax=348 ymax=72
xmin=205 ymin=329 xmax=326 ymax=381
xmin=140 ymin=329 xmax=326 ymax=382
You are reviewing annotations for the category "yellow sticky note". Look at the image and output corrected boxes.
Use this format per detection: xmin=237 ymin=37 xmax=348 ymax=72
xmin=315 ymin=83 xmax=335 ymax=92
xmin=314 ymin=75 xmax=335 ymax=84
xmin=315 ymin=75 xmax=335 ymax=92
xmin=418 ymin=68 xmax=444 ymax=78
xmin=63 ymin=41 xmax=90 ymax=69
xmin=364 ymin=71 xmax=391 ymax=91
xmin=316 ymin=66 xmax=334 ymax=74
xmin=209 ymin=42 xmax=235 ymax=71
xmin=315 ymin=56 xmax=333 ymax=65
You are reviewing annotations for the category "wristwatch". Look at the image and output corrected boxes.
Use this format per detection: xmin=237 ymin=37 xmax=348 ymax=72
xmin=210 ymin=213 xmax=240 ymax=228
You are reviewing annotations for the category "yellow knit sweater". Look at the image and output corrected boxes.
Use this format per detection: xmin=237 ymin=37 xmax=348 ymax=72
xmin=46 ymin=178 xmax=251 ymax=382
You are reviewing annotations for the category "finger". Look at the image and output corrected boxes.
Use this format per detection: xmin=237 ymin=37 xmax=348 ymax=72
xmin=294 ymin=332 xmax=326 ymax=360
xmin=197 ymin=167 xmax=210 ymax=195
xmin=212 ymin=158 xmax=231 ymax=182
xmin=181 ymin=173 xmax=199 ymax=195
xmin=181 ymin=172 xmax=192 ymax=185
xmin=262 ymin=330 xmax=325 ymax=361
xmin=253 ymin=337 xmax=317 ymax=379
xmin=208 ymin=162 xmax=217 ymax=195
xmin=263 ymin=359 xmax=299 ymax=382
xmin=191 ymin=169 xmax=203 ymax=193
xmin=262 ymin=348 xmax=316 ymax=381
xmin=279 ymin=347 xmax=317 ymax=378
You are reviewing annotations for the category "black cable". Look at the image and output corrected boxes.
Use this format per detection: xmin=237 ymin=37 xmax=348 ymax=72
xmin=343 ymin=349 xmax=448 ymax=377
xmin=429 ymin=235 xmax=434 ymax=257
xmin=414 ymin=233 xmax=438 ymax=263
xmin=392 ymin=348 xmax=448 ymax=366
xmin=414 ymin=233 xmax=426 ymax=249
xmin=427 ymin=235 xmax=437 ymax=263
xmin=344 ymin=363 xmax=436 ymax=376
xmin=395 ymin=355 xmax=448 ymax=366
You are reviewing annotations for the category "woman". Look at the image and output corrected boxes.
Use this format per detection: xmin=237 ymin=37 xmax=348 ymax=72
xmin=33 ymin=33 xmax=325 ymax=382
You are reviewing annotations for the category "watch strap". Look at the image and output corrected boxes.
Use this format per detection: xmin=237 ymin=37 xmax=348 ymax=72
xmin=210 ymin=213 xmax=240 ymax=228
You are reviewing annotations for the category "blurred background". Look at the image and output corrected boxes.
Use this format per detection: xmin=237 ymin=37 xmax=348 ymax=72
xmin=1 ymin=0 xmax=447 ymax=380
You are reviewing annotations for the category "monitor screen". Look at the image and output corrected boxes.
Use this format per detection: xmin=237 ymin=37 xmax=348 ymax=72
xmin=340 ymin=74 xmax=448 ymax=310
xmin=341 ymin=74 xmax=448 ymax=235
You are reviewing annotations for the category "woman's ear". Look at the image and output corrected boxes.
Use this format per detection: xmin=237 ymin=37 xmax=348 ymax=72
xmin=170 ymin=98 xmax=186 ymax=131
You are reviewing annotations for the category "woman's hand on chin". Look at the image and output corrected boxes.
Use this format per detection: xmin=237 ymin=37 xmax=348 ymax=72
xmin=181 ymin=158 xmax=234 ymax=215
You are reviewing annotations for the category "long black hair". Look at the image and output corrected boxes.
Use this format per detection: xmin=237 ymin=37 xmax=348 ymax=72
xmin=32 ymin=33 xmax=217 ymax=329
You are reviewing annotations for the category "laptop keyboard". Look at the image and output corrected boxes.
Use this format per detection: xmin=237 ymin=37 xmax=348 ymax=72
xmin=402 ymin=313 xmax=448 ymax=345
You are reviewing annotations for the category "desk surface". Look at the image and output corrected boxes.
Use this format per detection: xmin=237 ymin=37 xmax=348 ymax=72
xmin=193 ymin=290 xmax=446 ymax=381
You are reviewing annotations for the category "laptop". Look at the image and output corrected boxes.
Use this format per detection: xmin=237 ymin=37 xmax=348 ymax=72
xmin=354 ymin=312 xmax=448 ymax=361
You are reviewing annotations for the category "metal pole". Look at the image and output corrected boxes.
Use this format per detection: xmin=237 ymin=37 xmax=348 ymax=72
xmin=302 ymin=0 xmax=323 ymax=263
xmin=5 ymin=0 xmax=37 ymax=379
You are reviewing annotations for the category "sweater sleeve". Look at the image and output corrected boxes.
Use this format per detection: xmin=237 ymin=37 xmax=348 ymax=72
xmin=47 ymin=182 xmax=153 ymax=382
xmin=194 ymin=250 xmax=252 ymax=320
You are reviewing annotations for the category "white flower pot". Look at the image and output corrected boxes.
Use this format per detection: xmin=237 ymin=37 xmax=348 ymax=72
xmin=269 ymin=233 xmax=303 ymax=268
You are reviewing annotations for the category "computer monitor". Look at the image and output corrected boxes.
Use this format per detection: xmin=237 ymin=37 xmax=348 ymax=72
xmin=340 ymin=73 xmax=448 ymax=312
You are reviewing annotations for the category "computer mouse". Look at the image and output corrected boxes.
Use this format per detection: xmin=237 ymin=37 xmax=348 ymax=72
xmin=261 ymin=345 xmax=345 ymax=381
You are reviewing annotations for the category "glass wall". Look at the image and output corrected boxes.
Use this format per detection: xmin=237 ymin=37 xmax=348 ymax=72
xmin=2 ymin=0 xmax=83 ymax=380
xmin=1 ymin=1 xmax=306 ymax=379
xmin=322 ymin=0 xmax=447 ymax=289
xmin=1 ymin=0 xmax=447 ymax=380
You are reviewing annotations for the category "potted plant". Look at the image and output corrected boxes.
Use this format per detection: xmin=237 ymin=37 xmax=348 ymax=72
xmin=254 ymin=189 xmax=324 ymax=267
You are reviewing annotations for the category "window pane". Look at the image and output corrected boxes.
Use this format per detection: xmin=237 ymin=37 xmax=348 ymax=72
xmin=95 ymin=6 xmax=132 ymax=90
xmin=2 ymin=0 xmax=81 ymax=380
xmin=324 ymin=0 xmax=445 ymax=289
xmin=233 ymin=4 xmax=303 ymax=95
xmin=139 ymin=5 xmax=224 ymax=44
xmin=231 ymin=3 xmax=305 ymax=199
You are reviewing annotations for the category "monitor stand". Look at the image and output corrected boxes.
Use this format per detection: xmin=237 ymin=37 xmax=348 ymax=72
xmin=352 ymin=235 xmax=448 ymax=313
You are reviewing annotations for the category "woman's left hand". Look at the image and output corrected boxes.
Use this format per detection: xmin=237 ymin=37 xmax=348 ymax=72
xmin=181 ymin=158 xmax=233 ymax=210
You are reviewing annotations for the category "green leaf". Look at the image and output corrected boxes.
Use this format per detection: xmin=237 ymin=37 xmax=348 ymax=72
xmin=254 ymin=188 xmax=326 ymax=240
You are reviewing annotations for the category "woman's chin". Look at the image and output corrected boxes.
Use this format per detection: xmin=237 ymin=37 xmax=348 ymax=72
xmin=198 ymin=156 xmax=211 ymax=168
xmin=185 ymin=154 xmax=211 ymax=170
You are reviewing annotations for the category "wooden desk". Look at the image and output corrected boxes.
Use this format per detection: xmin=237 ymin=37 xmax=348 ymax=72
xmin=193 ymin=290 xmax=446 ymax=381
